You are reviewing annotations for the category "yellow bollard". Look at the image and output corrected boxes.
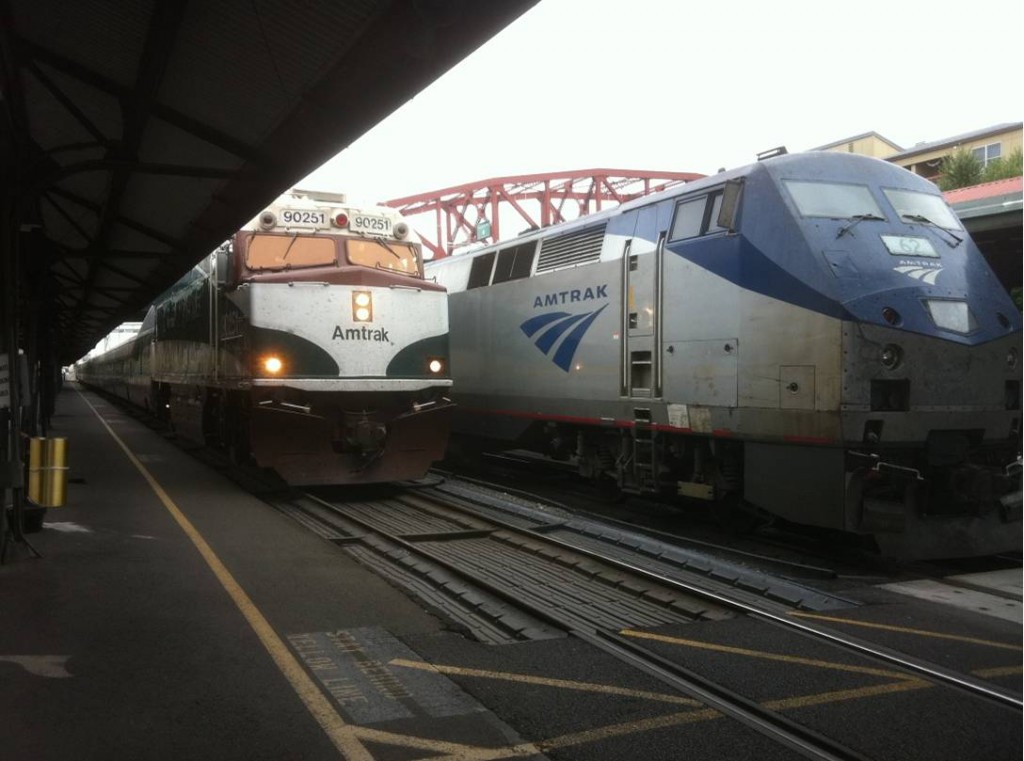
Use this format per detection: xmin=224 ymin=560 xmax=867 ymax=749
xmin=27 ymin=437 xmax=68 ymax=507
xmin=28 ymin=437 xmax=44 ymax=504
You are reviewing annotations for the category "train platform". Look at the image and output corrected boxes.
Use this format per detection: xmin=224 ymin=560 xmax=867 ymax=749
xmin=0 ymin=386 xmax=537 ymax=761
xmin=2 ymin=385 xmax=1021 ymax=761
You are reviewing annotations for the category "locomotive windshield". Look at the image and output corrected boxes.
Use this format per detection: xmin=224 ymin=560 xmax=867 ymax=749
xmin=347 ymin=238 xmax=422 ymax=277
xmin=783 ymin=180 xmax=884 ymax=219
xmin=882 ymin=189 xmax=963 ymax=230
xmin=245 ymin=233 xmax=336 ymax=270
xmin=242 ymin=233 xmax=422 ymax=276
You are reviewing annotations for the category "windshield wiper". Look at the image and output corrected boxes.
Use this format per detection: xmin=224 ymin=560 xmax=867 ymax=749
xmin=374 ymin=236 xmax=404 ymax=260
xmin=836 ymin=213 xmax=885 ymax=239
xmin=901 ymin=213 xmax=962 ymax=248
xmin=281 ymin=233 xmax=300 ymax=260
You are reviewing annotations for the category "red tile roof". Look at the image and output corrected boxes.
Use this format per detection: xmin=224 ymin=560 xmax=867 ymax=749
xmin=944 ymin=176 xmax=1023 ymax=204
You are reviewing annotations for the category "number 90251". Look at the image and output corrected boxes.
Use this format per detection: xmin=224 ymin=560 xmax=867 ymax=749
xmin=351 ymin=215 xmax=392 ymax=234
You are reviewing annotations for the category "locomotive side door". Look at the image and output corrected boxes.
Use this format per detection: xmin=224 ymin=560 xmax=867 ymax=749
xmin=620 ymin=206 xmax=664 ymax=399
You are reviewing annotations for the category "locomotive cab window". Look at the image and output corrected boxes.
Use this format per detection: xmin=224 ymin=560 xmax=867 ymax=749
xmin=245 ymin=233 xmax=337 ymax=270
xmin=669 ymin=190 xmax=729 ymax=241
xmin=784 ymin=180 xmax=884 ymax=219
xmin=347 ymin=238 xmax=421 ymax=276
xmin=882 ymin=188 xmax=963 ymax=231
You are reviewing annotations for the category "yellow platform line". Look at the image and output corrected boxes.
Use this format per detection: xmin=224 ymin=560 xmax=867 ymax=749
xmin=80 ymin=391 xmax=374 ymax=761
xmin=791 ymin=611 xmax=1023 ymax=651
xmin=390 ymin=658 xmax=703 ymax=706
xmin=351 ymin=726 xmax=542 ymax=760
xmin=972 ymin=665 xmax=1023 ymax=678
xmin=761 ymin=679 xmax=928 ymax=711
xmin=620 ymin=628 xmax=913 ymax=680
xmin=537 ymin=708 xmax=723 ymax=754
xmin=387 ymin=657 xmax=948 ymax=760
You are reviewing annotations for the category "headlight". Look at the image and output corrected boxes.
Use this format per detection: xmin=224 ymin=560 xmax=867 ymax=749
xmin=1009 ymin=347 xmax=1019 ymax=370
xmin=428 ymin=358 xmax=445 ymax=374
xmin=880 ymin=344 xmax=902 ymax=370
xmin=261 ymin=355 xmax=284 ymax=375
xmin=352 ymin=291 xmax=373 ymax=322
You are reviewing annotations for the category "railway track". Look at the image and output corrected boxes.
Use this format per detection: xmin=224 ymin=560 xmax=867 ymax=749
xmin=450 ymin=453 xmax=1022 ymax=586
xmin=265 ymin=476 xmax=1022 ymax=760
xmin=439 ymin=465 xmax=846 ymax=581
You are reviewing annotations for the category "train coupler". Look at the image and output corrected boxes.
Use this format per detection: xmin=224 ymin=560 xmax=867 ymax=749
xmin=847 ymin=451 xmax=1024 ymax=558
xmin=339 ymin=411 xmax=387 ymax=464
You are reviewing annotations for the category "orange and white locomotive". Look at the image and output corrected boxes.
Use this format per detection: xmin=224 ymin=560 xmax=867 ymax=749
xmin=78 ymin=189 xmax=453 ymax=484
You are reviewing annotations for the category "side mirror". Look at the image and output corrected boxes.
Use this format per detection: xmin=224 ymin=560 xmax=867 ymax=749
xmin=717 ymin=179 xmax=744 ymax=232
xmin=215 ymin=247 xmax=232 ymax=288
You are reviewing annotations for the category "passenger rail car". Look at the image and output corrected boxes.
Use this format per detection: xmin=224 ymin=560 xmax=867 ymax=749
xmin=426 ymin=152 xmax=1022 ymax=558
xmin=78 ymin=190 xmax=453 ymax=485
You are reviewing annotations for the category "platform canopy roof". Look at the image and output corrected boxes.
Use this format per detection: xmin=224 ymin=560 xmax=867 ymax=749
xmin=1 ymin=0 xmax=536 ymax=364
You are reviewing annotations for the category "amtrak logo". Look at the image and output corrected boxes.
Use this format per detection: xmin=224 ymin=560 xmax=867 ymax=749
xmin=521 ymin=305 xmax=607 ymax=372
xmin=894 ymin=262 xmax=943 ymax=285
xmin=532 ymin=284 xmax=607 ymax=308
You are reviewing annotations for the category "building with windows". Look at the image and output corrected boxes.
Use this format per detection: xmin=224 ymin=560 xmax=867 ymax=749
xmin=815 ymin=122 xmax=1023 ymax=183
xmin=884 ymin=123 xmax=1022 ymax=182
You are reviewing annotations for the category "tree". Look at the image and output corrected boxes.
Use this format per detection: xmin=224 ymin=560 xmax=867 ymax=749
xmin=938 ymin=147 xmax=983 ymax=190
xmin=982 ymin=147 xmax=1023 ymax=183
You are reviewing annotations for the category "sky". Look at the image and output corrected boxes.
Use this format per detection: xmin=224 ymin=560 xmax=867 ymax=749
xmin=302 ymin=0 xmax=1022 ymax=220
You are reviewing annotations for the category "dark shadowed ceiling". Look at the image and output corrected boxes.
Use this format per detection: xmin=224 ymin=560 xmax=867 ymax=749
xmin=0 ymin=0 xmax=537 ymax=364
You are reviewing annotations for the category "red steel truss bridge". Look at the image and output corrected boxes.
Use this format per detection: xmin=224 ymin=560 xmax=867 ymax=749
xmin=382 ymin=169 xmax=705 ymax=259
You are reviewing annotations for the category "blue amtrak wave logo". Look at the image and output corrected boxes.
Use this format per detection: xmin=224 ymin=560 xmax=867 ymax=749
xmin=520 ymin=305 xmax=607 ymax=372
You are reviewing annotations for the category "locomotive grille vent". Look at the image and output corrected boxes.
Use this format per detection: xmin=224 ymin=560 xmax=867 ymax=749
xmin=536 ymin=224 xmax=606 ymax=273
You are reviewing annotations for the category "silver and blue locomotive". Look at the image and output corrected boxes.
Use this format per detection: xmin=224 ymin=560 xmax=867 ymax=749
xmin=77 ymin=190 xmax=452 ymax=485
xmin=426 ymin=152 xmax=1021 ymax=558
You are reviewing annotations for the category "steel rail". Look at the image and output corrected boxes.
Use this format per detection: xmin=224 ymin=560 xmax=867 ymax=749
xmin=579 ymin=628 xmax=872 ymax=761
xmin=410 ymin=485 xmax=1024 ymax=712
xmin=438 ymin=467 xmax=840 ymax=580
xmin=294 ymin=490 xmax=869 ymax=761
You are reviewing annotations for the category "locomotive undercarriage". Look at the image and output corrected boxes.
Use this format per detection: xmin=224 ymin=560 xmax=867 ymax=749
xmin=525 ymin=418 xmax=1022 ymax=556
xmin=843 ymin=436 xmax=1022 ymax=557
xmin=528 ymin=421 xmax=757 ymax=529
xmin=848 ymin=438 xmax=1021 ymax=520
xmin=163 ymin=383 xmax=452 ymax=485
